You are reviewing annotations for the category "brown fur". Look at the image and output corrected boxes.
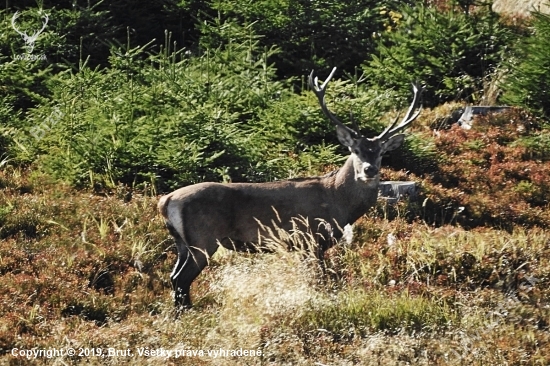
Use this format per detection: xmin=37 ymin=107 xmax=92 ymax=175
xmin=158 ymin=70 xmax=420 ymax=309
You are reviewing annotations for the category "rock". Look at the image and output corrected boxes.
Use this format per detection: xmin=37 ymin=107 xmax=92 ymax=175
xmin=492 ymin=0 xmax=550 ymax=17
xmin=458 ymin=106 xmax=511 ymax=130
xmin=378 ymin=181 xmax=417 ymax=204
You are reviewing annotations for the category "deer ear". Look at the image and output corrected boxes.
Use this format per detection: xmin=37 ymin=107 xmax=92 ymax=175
xmin=382 ymin=134 xmax=405 ymax=152
xmin=336 ymin=125 xmax=356 ymax=147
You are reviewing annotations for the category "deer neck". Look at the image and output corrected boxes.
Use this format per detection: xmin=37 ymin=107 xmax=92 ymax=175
xmin=329 ymin=155 xmax=379 ymax=223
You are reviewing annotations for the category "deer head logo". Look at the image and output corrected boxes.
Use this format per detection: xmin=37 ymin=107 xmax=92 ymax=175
xmin=11 ymin=10 xmax=49 ymax=54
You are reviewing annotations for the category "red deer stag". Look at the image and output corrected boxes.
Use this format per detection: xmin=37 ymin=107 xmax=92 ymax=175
xmin=158 ymin=67 xmax=421 ymax=308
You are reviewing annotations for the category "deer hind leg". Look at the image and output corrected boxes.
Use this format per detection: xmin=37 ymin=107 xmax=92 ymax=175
xmin=172 ymin=244 xmax=213 ymax=309
xmin=165 ymin=222 xmax=191 ymax=308
xmin=166 ymin=222 xmax=218 ymax=308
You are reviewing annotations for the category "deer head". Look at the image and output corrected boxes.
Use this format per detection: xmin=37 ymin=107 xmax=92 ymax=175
xmin=309 ymin=67 xmax=421 ymax=182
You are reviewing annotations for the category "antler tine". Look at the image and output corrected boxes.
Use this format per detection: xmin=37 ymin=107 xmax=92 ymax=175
xmin=36 ymin=12 xmax=49 ymax=34
xmin=349 ymin=111 xmax=360 ymax=134
xmin=378 ymin=112 xmax=401 ymax=140
xmin=11 ymin=12 xmax=25 ymax=36
xmin=309 ymin=68 xmax=358 ymax=136
xmin=379 ymin=83 xmax=422 ymax=139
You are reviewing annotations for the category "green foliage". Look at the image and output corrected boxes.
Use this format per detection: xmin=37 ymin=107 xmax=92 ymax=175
xmin=207 ymin=0 xmax=396 ymax=78
xmin=3 ymin=9 xmax=422 ymax=191
xmin=363 ymin=2 xmax=515 ymax=106
xmin=512 ymin=131 xmax=550 ymax=160
xmin=387 ymin=132 xmax=440 ymax=175
xmin=13 ymin=25 xmax=280 ymax=189
xmin=0 ymin=4 xmax=118 ymax=154
xmin=95 ymin=0 xmax=207 ymax=55
xmin=1 ymin=0 xmax=547 ymax=197
xmin=298 ymin=290 xmax=455 ymax=337
xmin=3 ymin=0 xmax=395 ymax=85
xmin=11 ymin=22 xmax=391 ymax=190
xmin=0 ymin=54 xmax=53 ymax=113
xmin=1 ymin=4 xmax=117 ymax=75
xmin=3 ymin=1 xmax=199 ymax=67
xmin=502 ymin=11 xmax=550 ymax=118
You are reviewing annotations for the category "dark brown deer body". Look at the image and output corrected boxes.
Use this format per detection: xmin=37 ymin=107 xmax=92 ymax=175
xmin=158 ymin=68 xmax=421 ymax=308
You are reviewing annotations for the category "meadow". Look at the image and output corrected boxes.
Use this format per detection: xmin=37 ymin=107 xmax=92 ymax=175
xmin=2 ymin=107 xmax=550 ymax=365
xmin=2 ymin=1 xmax=550 ymax=364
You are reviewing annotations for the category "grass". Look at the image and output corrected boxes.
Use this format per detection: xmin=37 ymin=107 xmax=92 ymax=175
xmin=1 ymin=164 xmax=550 ymax=365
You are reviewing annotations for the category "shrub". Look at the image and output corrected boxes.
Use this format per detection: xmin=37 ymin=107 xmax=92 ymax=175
xmin=502 ymin=11 xmax=550 ymax=118
xmin=362 ymin=1 xmax=515 ymax=107
xmin=20 ymin=26 xmax=286 ymax=190
xmin=9 ymin=22 xmax=379 ymax=190
xmin=4 ymin=14 xmax=431 ymax=191
xmin=419 ymin=108 xmax=550 ymax=228
xmin=206 ymin=0 xmax=399 ymax=79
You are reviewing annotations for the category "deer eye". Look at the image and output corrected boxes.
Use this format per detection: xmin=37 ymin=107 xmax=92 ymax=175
xmin=353 ymin=148 xmax=360 ymax=155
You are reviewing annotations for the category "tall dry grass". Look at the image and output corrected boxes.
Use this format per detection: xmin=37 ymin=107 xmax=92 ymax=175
xmin=1 ymin=165 xmax=550 ymax=365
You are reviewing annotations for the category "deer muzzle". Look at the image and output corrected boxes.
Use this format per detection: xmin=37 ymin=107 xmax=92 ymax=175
xmin=358 ymin=163 xmax=379 ymax=181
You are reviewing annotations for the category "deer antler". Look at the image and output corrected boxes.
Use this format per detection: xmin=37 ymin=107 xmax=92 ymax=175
xmin=378 ymin=83 xmax=422 ymax=140
xmin=309 ymin=67 xmax=359 ymax=137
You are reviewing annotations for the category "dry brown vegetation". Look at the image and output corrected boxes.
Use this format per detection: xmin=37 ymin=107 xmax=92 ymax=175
xmin=1 ymin=109 xmax=550 ymax=365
